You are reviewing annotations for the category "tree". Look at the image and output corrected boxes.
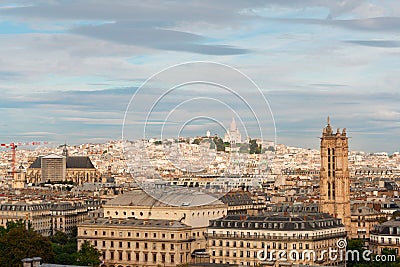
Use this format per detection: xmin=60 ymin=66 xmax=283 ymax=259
xmin=0 ymin=221 xmax=54 ymax=267
xmin=249 ymin=139 xmax=262 ymax=154
xmin=192 ymin=138 xmax=201 ymax=145
xmin=74 ymin=240 xmax=102 ymax=266
xmin=213 ymin=136 xmax=226 ymax=151
xmin=51 ymin=231 xmax=77 ymax=265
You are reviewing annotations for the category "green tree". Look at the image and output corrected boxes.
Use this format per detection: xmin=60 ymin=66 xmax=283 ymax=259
xmin=0 ymin=222 xmax=54 ymax=266
xmin=213 ymin=136 xmax=226 ymax=151
xmin=51 ymin=231 xmax=77 ymax=265
xmin=74 ymin=240 xmax=102 ymax=266
xmin=249 ymin=139 xmax=262 ymax=154
xmin=192 ymin=138 xmax=200 ymax=145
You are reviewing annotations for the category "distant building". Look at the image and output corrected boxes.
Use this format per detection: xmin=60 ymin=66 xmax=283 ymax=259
xmin=319 ymin=117 xmax=351 ymax=233
xmin=12 ymin=164 xmax=26 ymax=189
xmin=223 ymin=118 xmax=242 ymax=144
xmin=350 ymin=205 xmax=386 ymax=240
xmin=26 ymin=146 xmax=100 ymax=185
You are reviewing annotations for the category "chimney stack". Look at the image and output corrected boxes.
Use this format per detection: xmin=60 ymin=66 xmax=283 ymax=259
xmin=32 ymin=257 xmax=42 ymax=267
xmin=21 ymin=258 xmax=33 ymax=267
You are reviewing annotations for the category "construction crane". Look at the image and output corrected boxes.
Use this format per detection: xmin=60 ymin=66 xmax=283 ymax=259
xmin=0 ymin=141 xmax=48 ymax=175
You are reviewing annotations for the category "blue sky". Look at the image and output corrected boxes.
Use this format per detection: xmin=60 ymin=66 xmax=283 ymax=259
xmin=0 ymin=0 xmax=400 ymax=152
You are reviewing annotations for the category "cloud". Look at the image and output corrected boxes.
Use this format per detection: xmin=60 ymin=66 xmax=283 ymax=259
xmin=271 ymin=16 xmax=400 ymax=33
xmin=345 ymin=40 xmax=400 ymax=48
xmin=71 ymin=22 xmax=249 ymax=55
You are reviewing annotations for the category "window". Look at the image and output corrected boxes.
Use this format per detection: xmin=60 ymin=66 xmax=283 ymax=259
xmin=144 ymin=253 xmax=148 ymax=262
xmin=145 ymin=232 xmax=148 ymax=238
xmin=153 ymin=253 xmax=157 ymax=262
xmin=144 ymin=243 xmax=148 ymax=249
xmin=119 ymin=241 xmax=122 ymax=248
xmin=110 ymin=241 xmax=114 ymax=248
xmin=94 ymin=231 xmax=97 ymax=236
xmin=162 ymin=243 xmax=166 ymax=250
xmin=110 ymin=251 xmax=114 ymax=260
xmin=162 ymin=254 xmax=165 ymax=263
xmin=171 ymin=244 xmax=174 ymax=250
xmin=127 ymin=242 xmax=131 ymax=248
xmin=119 ymin=251 xmax=122 ymax=260
xmin=136 ymin=242 xmax=139 ymax=249
xmin=171 ymin=234 xmax=174 ymax=239
xmin=127 ymin=252 xmax=131 ymax=261
xmin=171 ymin=254 xmax=175 ymax=263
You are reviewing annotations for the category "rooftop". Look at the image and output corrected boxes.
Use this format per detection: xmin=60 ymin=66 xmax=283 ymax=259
xmin=81 ymin=217 xmax=190 ymax=229
xmin=106 ymin=188 xmax=224 ymax=207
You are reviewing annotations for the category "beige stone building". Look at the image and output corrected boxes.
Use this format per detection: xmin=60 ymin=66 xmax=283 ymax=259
xmin=77 ymin=187 xmax=228 ymax=267
xmin=206 ymin=213 xmax=347 ymax=266
xmin=370 ymin=218 xmax=400 ymax=256
xmin=0 ymin=202 xmax=89 ymax=236
xmin=79 ymin=218 xmax=194 ymax=267
xmin=350 ymin=205 xmax=386 ymax=240
xmin=319 ymin=117 xmax=351 ymax=233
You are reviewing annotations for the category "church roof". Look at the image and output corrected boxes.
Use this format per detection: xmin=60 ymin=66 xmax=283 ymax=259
xmin=28 ymin=155 xmax=95 ymax=169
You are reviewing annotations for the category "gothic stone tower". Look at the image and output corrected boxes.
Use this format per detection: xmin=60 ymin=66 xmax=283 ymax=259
xmin=319 ymin=117 xmax=351 ymax=233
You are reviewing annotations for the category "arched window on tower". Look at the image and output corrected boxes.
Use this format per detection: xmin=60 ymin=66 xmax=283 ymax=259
xmin=332 ymin=182 xmax=335 ymax=198
xmin=328 ymin=182 xmax=331 ymax=199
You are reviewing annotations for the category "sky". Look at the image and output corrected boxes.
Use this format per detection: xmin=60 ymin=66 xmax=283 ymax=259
xmin=0 ymin=0 xmax=400 ymax=153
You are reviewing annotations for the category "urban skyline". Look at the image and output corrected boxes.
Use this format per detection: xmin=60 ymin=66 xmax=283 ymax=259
xmin=0 ymin=1 xmax=399 ymax=152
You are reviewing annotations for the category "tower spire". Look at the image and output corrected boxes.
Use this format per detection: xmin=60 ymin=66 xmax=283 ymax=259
xmin=327 ymin=116 xmax=330 ymax=126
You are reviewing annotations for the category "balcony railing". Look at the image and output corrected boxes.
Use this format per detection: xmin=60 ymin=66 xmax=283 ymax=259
xmin=205 ymin=232 xmax=346 ymax=241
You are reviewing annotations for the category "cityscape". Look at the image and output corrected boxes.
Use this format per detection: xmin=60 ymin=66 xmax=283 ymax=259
xmin=1 ymin=1 xmax=400 ymax=267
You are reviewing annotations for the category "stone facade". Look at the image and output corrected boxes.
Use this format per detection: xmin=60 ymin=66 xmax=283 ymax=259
xmin=206 ymin=213 xmax=347 ymax=267
xmin=319 ymin=117 xmax=351 ymax=233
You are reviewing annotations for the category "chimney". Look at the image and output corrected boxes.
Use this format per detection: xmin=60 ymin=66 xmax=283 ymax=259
xmin=21 ymin=258 xmax=33 ymax=267
xmin=32 ymin=257 xmax=42 ymax=267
